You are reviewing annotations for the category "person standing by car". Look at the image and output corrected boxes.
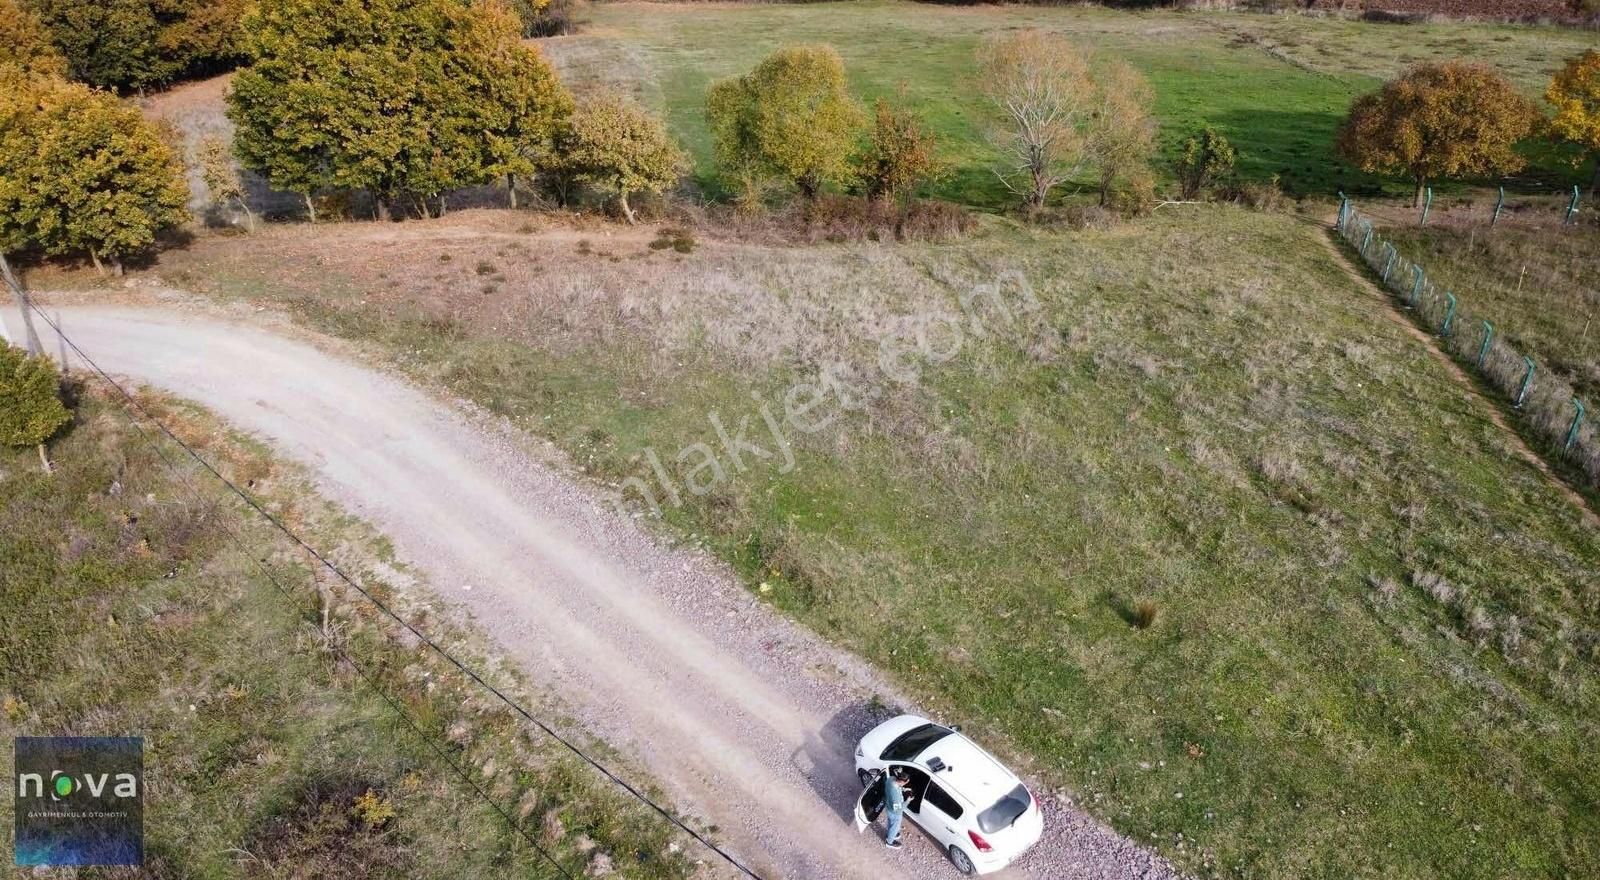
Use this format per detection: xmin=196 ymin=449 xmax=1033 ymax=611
xmin=883 ymin=766 xmax=910 ymax=849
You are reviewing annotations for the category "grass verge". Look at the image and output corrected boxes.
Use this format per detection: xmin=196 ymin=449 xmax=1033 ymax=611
xmin=0 ymin=386 xmax=693 ymax=879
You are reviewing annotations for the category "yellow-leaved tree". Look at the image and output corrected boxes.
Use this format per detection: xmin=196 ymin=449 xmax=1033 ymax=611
xmin=1547 ymin=49 xmax=1600 ymax=194
xmin=707 ymin=45 xmax=864 ymax=201
xmin=0 ymin=73 xmax=189 ymax=276
xmin=559 ymin=93 xmax=682 ymax=224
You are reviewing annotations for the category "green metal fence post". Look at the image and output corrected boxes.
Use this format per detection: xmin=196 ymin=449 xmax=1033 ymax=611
xmin=1382 ymin=245 xmax=1396 ymax=285
xmin=1515 ymin=357 xmax=1536 ymax=408
xmin=1420 ymin=187 xmax=1433 ymax=227
xmin=1477 ymin=320 xmax=1494 ymax=368
xmin=1491 ymin=187 xmax=1504 ymax=226
xmin=1361 ymin=225 xmax=1373 ymax=255
xmin=1410 ymin=266 xmax=1425 ymax=305
xmin=1440 ymin=292 xmax=1457 ymax=337
xmin=1567 ymin=398 xmax=1586 ymax=451
xmin=1337 ymin=191 xmax=1349 ymax=232
xmin=1565 ymin=185 xmax=1580 ymax=225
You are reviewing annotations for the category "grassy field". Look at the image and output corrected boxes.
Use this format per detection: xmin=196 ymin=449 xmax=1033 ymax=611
xmin=133 ymin=204 xmax=1600 ymax=878
xmin=540 ymin=0 xmax=1598 ymax=207
xmin=0 ymin=390 xmax=692 ymax=878
xmin=1372 ymin=199 xmax=1600 ymax=402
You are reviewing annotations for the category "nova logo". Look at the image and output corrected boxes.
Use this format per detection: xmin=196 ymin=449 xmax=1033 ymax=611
xmin=13 ymin=736 xmax=143 ymax=867
xmin=17 ymin=769 xmax=139 ymax=800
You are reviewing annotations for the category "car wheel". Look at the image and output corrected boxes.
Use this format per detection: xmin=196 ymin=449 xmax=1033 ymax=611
xmin=857 ymin=768 xmax=874 ymax=788
xmin=948 ymin=845 xmax=976 ymax=875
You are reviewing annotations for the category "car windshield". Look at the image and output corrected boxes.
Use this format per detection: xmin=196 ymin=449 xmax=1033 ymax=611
xmin=976 ymin=783 xmax=1030 ymax=833
xmin=879 ymin=723 xmax=951 ymax=762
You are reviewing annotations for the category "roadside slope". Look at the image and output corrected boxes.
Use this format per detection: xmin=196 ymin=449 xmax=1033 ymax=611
xmin=4 ymin=304 xmax=1175 ymax=880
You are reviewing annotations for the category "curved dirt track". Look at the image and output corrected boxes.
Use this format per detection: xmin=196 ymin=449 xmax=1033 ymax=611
xmin=5 ymin=304 xmax=1177 ymax=880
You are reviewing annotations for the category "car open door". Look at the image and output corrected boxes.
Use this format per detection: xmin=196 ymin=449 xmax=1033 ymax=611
xmin=854 ymin=770 xmax=886 ymax=832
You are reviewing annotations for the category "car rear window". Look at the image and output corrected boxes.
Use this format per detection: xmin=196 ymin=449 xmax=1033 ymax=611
xmin=879 ymin=723 xmax=951 ymax=762
xmin=977 ymin=783 xmax=1030 ymax=833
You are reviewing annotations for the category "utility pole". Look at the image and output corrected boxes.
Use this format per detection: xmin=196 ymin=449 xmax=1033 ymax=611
xmin=0 ymin=251 xmax=44 ymax=356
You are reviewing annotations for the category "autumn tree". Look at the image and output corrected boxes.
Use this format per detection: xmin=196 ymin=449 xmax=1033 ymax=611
xmin=1088 ymin=60 xmax=1157 ymax=208
xmin=976 ymin=30 xmax=1096 ymax=209
xmin=197 ymin=136 xmax=252 ymax=230
xmin=0 ymin=343 xmax=71 ymax=473
xmin=560 ymin=93 xmax=682 ymax=224
xmin=26 ymin=0 xmax=248 ymax=92
xmin=0 ymin=73 xmax=189 ymax=275
xmin=0 ymin=0 xmax=68 ymax=77
xmin=1337 ymin=61 xmax=1540 ymax=206
xmin=859 ymin=97 xmax=944 ymax=202
xmin=1547 ymin=50 xmax=1600 ymax=194
xmin=227 ymin=0 xmax=570 ymax=221
xmin=1173 ymin=125 xmax=1235 ymax=200
xmin=708 ymin=45 xmax=864 ymax=200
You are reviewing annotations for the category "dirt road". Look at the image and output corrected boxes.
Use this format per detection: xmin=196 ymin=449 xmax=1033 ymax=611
xmin=5 ymin=304 xmax=1176 ymax=880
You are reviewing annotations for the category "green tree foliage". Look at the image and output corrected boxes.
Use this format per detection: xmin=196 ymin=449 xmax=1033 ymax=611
xmin=859 ymin=97 xmax=944 ymax=202
xmin=560 ymin=93 xmax=682 ymax=224
xmin=0 ymin=72 xmax=190 ymax=274
xmin=0 ymin=0 xmax=68 ymax=77
xmin=0 ymin=343 xmax=71 ymax=472
xmin=25 ymin=0 xmax=248 ymax=92
xmin=1337 ymin=61 xmax=1541 ymax=206
xmin=1546 ymin=50 xmax=1600 ymax=193
xmin=708 ymin=45 xmax=864 ymax=200
xmin=1174 ymin=125 xmax=1236 ymax=200
xmin=227 ymin=0 xmax=570 ymax=220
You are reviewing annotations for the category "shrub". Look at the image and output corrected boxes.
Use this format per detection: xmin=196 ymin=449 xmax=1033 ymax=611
xmin=1174 ymin=125 xmax=1236 ymax=200
xmin=858 ymin=97 xmax=944 ymax=202
xmin=510 ymin=0 xmax=575 ymax=36
xmin=1089 ymin=60 xmax=1158 ymax=209
xmin=0 ymin=343 xmax=71 ymax=472
xmin=707 ymin=45 xmax=864 ymax=200
xmin=1131 ymin=599 xmax=1158 ymax=629
xmin=559 ymin=93 xmax=683 ymax=225
xmin=197 ymin=135 xmax=253 ymax=230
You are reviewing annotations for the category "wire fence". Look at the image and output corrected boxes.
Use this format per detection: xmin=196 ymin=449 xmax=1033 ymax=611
xmin=1336 ymin=198 xmax=1599 ymax=493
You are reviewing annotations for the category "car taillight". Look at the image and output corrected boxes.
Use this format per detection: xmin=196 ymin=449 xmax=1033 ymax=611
xmin=968 ymin=830 xmax=993 ymax=853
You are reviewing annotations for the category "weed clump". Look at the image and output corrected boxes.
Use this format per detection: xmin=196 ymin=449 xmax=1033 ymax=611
xmin=1131 ymin=599 xmax=1158 ymax=629
xmin=651 ymin=227 xmax=697 ymax=253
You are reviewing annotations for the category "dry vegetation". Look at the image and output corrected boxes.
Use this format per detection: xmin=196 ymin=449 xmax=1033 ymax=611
xmin=0 ymin=386 xmax=694 ymax=879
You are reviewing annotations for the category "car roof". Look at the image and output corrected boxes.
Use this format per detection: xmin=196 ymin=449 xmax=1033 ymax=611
xmin=912 ymin=730 xmax=1020 ymax=808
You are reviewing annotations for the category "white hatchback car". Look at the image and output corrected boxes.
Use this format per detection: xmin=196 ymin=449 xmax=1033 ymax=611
xmin=853 ymin=714 xmax=1043 ymax=874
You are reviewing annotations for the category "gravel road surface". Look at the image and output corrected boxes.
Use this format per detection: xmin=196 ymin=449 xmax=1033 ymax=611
xmin=5 ymin=303 xmax=1179 ymax=880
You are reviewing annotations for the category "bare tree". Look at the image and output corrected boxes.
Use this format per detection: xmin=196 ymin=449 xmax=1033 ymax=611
xmin=977 ymin=30 xmax=1096 ymax=210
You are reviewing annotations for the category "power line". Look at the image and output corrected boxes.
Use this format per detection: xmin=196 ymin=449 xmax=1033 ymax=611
xmin=78 ymin=351 xmax=579 ymax=880
xmin=28 ymin=303 xmax=766 ymax=880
